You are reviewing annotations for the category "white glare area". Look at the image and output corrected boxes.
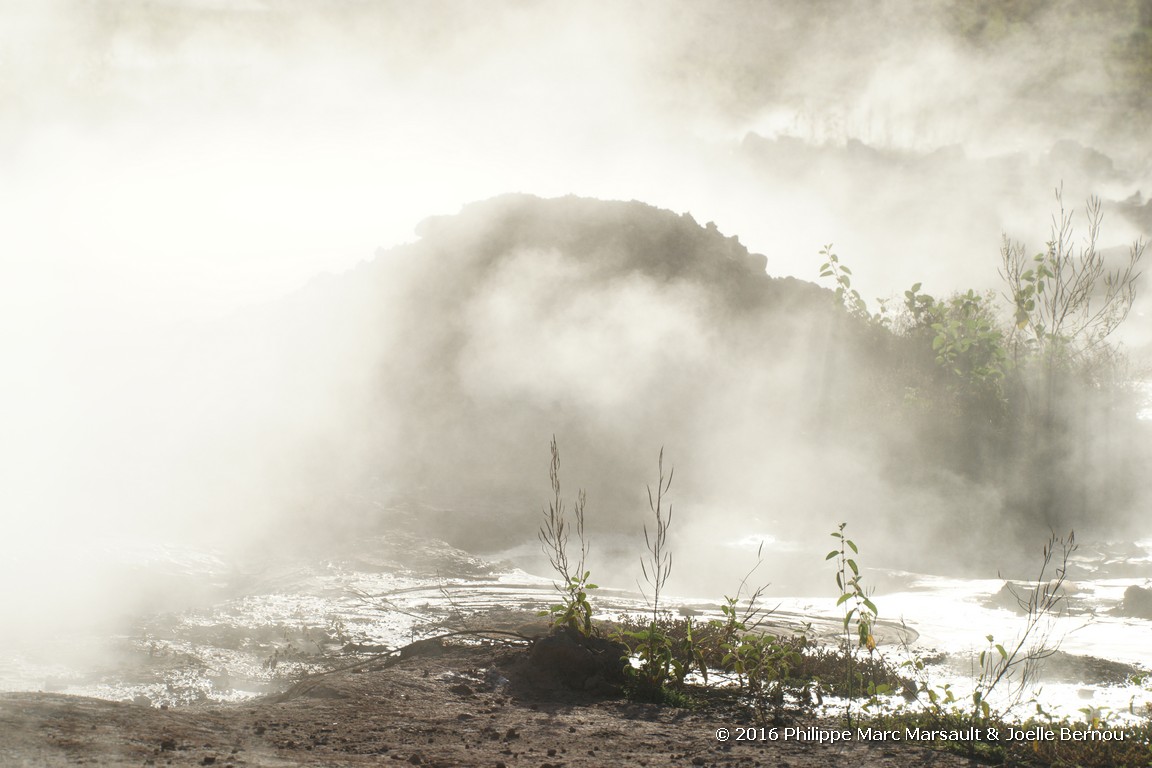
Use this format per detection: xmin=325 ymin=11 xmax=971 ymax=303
xmin=728 ymin=533 xmax=793 ymax=552
xmin=1 ymin=1 xmax=1150 ymax=746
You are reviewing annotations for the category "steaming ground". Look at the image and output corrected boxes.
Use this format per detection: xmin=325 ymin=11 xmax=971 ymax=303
xmin=2 ymin=528 xmax=1150 ymax=727
xmin=2 ymin=1 xmax=1152 ymax=730
xmin=3 ymin=193 xmax=1148 ymax=629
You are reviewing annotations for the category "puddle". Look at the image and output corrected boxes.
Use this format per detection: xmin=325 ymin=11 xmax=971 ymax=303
xmin=2 ymin=533 xmax=1149 ymax=722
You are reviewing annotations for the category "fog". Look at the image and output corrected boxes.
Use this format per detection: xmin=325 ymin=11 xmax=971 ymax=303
xmin=2 ymin=1 xmax=1151 ymax=639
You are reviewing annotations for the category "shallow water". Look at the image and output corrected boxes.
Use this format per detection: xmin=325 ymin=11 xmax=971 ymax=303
xmin=2 ymin=532 xmax=1149 ymax=724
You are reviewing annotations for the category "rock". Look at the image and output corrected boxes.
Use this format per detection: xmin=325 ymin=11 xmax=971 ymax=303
xmin=1120 ymin=585 xmax=1152 ymax=619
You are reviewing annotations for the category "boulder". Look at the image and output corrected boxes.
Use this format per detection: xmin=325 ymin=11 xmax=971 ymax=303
xmin=1119 ymin=585 xmax=1152 ymax=619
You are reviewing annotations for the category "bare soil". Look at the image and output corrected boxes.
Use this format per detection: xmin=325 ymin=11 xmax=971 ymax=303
xmin=0 ymin=638 xmax=982 ymax=768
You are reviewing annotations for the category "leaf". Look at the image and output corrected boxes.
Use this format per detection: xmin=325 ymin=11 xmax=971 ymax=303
xmin=836 ymin=593 xmax=852 ymax=606
xmin=911 ymin=282 xmax=922 ymax=292
xmin=847 ymin=559 xmax=859 ymax=576
xmin=996 ymin=644 xmax=1008 ymax=660
xmin=825 ymin=550 xmax=839 ymax=560
xmin=846 ymin=540 xmax=858 ymax=554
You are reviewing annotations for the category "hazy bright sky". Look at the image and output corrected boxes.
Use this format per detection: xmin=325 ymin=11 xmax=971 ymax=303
xmin=3 ymin=0 xmax=1146 ymax=345
xmin=2 ymin=0 xmax=1148 ymax=530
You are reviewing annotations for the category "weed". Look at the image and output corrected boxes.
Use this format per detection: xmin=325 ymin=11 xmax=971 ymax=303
xmin=537 ymin=436 xmax=598 ymax=635
xmin=621 ymin=448 xmax=700 ymax=703
xmin=639 ymin=447 xmax=674 ymax=624
xmin=866 ymin=707 xmax=1152 ymax=768
xmin=970 ymin=531 xmax=1077 ymax=720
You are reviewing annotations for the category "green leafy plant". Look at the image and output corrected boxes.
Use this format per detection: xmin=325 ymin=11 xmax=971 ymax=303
xmin=819 ymin=244 xmax=872 ymax=320
xmin=537 ymin=436 xmax=598 ymax=635
xmin=827 ymin=523 xmax=885 ymax=724
xmin=721 ymin=629 xmax=804 ymax=724
xmin=900 ymin=282 xmax=1010 ymax=388
xmin=828 ymin=523 xmax=878 ymax=655
xmin=709 ymin=543 xmax=806 ymax=722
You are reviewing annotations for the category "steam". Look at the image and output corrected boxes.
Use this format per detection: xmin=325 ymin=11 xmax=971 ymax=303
xmin=2 ymin=0 xmax=1150 ymax=640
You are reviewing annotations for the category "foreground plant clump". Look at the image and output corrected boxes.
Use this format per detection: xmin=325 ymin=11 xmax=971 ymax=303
xmin=533 ymin=438 xmax=1152 ymax=766
xmin=535 ymin=440 xmax=907 ymax=714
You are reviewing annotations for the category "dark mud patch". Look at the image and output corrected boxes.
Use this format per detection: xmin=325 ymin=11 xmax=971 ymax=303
xmin=0 ymin=640 xmax=980 ymax=767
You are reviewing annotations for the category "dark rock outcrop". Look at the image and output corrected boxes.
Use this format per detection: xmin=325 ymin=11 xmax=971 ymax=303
xmin=1119 ymin=585 xmax=1152 ymax=619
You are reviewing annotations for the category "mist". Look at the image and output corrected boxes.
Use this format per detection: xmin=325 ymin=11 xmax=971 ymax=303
xmin=2 ymin=0 xmax=1151 ymax=646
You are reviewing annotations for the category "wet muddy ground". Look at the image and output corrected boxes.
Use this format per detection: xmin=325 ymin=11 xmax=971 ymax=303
xmin=0 ymin=639 xmax=980 ymax=768
xmin=2 ymin=530 xmax=1150 ymax=766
